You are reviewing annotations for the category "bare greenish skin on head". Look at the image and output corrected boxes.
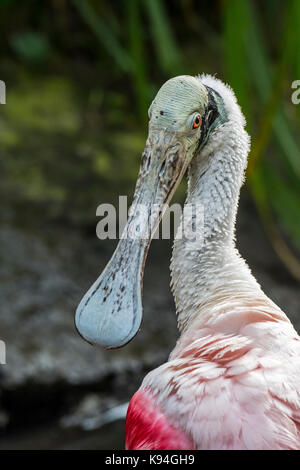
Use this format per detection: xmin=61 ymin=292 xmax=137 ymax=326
xmin=149 ymin=75 xmax=208 ymax=131
xmin=75 ymin=75 xmax=222 ymax=349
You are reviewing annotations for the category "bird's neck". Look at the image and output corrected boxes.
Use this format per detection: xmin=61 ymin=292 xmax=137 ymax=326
xmin=170 ymin=123 xmax=262 ymax=331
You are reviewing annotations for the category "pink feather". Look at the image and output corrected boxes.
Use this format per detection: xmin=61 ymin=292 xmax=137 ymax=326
xmin=126 ymin=297 xmax=300 ymax=450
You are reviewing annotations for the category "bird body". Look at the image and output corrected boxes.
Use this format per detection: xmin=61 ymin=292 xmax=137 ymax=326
xmin=125 ymin=75 xmax=300 ymax=450
xmin=126 ymin=294 xmax=300 ymax=449
xmin=76 ymin=74 xmax=300 ymax=450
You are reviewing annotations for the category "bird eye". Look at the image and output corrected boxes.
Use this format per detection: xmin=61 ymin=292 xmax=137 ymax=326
xmin=193 ymin=114 xmax=202 ymax=129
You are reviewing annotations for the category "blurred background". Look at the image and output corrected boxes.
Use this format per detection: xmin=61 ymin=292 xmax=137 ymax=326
xmin=0 ymin=0 xmax=299 ymax=449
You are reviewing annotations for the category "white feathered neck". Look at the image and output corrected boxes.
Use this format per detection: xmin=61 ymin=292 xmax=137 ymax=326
xmin=170 ymin=75 xmax=263 ymax=331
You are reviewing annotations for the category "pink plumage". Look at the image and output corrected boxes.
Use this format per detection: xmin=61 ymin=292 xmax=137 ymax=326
xmin=126 ymin=296 xmax=300 ymax=450
xmin=126 ymin=390 xmax=194 ymax=450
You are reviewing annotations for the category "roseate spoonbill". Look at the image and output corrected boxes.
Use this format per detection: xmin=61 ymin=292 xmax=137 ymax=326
xmin=75 ymin=75 xmax=300 ymax=450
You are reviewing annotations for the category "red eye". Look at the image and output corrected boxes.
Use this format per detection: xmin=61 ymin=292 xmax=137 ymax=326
xmin=193 ymin=115 xmax=202 ymax=129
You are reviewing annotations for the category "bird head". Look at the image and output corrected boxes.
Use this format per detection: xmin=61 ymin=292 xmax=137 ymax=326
xmin=75 ymin=75 xmax=229 ymax=349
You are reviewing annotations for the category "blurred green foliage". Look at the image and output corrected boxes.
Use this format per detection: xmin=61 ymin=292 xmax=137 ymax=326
xmin=10 ymin=31 xmax=51 ymax=63
xmin=0 ymin=0 xmax=299 ymax=274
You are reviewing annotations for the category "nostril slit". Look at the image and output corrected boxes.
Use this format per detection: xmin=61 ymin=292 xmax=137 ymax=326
xmin=159 ymin=160 xmax=166 ymax=177
xmin=141 ymin=152 xmax=147 ymax=167
xmin=147 ymin=155 xmax=151 ymax=171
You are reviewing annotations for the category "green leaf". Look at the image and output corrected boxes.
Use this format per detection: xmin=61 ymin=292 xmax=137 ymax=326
xmin=127 ymin=0 xmax=149 ymax=119
xmin=72 ymin=0 xmax=132 ymax=72
xmin=263 ymin=164 xmax=300 ymax=248
xmin=10 ymin=31 xmax=50 ymax=63
xmin=222 ymin=0 xmax=250 ymax=122
xmin=245 ymin=0 xmax=300 ymax=179
xmin=143 ymin=0 xmax=182 ymax=75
